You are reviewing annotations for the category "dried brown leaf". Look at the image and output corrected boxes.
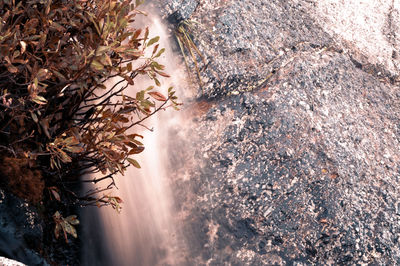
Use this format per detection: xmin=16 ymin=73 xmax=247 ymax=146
xmin=148 ymin=91 xmax=167 ymax=101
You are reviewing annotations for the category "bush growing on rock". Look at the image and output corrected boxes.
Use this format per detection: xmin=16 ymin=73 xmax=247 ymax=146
xmin=0 ymin=0 xmax=179 ymax=241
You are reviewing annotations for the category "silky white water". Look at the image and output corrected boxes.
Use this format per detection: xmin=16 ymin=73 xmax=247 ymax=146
xmin=82 ymin=4 xmax=191 ymax=265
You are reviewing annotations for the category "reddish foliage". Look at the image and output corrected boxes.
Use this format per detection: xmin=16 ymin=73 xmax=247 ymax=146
xmin=0 ymin=0 xmax=180 ymax=207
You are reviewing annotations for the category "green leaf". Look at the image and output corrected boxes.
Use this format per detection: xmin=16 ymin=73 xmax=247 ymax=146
xmin=157 ymin=71 xmax=170 ymax=77
xmin=154 ymin=77 xmax=161 ymax=87
xmin=96 ymin=46 xmax=110 ymax=55
xmin=154 ymin=48 xmax=165 ymax=58
xmin=125 ymin=49 xmax=143 ymax=57
xmin=91 ymin=60 xmax=104 ymax=70
xmin=136 ymin=90 xmax=145 ymax=101
xmin=116 ymin=163 xmax=125 ymax=176
xmin=147 ymin=36 xmax=159 ymax=47
xmin=63 ymin=221 xmax=77 ymax=238
xmin=65 ymin=215 xmax=80 ymax=225
xmin=127 ymin=158 xmax=141 ymax=168
xmin=58 ymin=149 xmax=72 ymax=163
xmin=145 ymin=86 xmax=154 ymax=92
xmin=152 ymin=61 xmax=165 ymax=70
xmin=32 ymin=95 xmax=47 ymax=104
xmin=34 ymin=78 xmax=38 ymax=89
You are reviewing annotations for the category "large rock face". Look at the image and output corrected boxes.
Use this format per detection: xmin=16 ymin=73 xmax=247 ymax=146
xmin=156 ymin=0 xmax=400 ymax=265
xmin=163 ymin=0 xmax=332 ymax=98
xmin=160 ymin=0 xmax=399 ymax=98
xmin=309 ymin=0 xmax=400 ymax=76
xmin=171 ymin=51 xmax=400 ymax=265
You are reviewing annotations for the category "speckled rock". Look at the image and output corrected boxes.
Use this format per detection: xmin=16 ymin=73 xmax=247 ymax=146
xmin=155 ymin=1 xmax=400 ymax=264
xmin=158 ymin=0 xmax=400 ymax=99
xmin=169 ymin=47 xmax=400 ymax=265
xmin=307 ymin=0 xmax=400 ymax=77
xmin=0 ymin=189 xmax=48 ymax=266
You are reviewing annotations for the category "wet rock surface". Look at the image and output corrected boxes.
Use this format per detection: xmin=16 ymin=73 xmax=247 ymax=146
xmin=0 ymin=188 xmax=80 ymax=265
xmin=159 ymin=0 xmax=400 ymax=97
xmin=171 ymin=53 xmax=400 ymax=265
xmin=159 ymin=0 xmax=400 ymax=265
xmin=160 ymin=0 xmax=332 ymax=98
xmin=0 ymin=189 xmax=48 ymax=265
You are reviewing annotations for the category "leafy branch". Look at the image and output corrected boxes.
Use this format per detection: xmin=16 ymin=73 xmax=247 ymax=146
xmin=0 ymin=0 xmax=181 ymax=243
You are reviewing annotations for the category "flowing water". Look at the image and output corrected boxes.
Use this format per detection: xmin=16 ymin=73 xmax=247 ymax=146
xmin=82 ymin=4 xmax=193 ymax=265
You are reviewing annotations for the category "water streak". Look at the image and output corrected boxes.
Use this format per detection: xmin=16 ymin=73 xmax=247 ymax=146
xmin=82 ymin=4 xmax=190 ymax=265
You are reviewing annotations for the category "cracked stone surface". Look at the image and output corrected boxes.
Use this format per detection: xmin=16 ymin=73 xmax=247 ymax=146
xmin=154 ymin=0 xmax=400 ymax=265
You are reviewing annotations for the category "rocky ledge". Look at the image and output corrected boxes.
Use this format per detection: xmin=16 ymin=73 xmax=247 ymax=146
xmin=159 ymin=0 xmax=399 ymax=98
xmin=157 ymin=0 xmax=400 ymax=265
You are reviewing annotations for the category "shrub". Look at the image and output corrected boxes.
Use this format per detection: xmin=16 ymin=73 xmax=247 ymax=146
xmin=0 ymin=0 xmax=179 ymax=212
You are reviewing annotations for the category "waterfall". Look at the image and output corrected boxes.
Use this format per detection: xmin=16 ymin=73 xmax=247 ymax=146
xmin=82 ymin=3 xmax=191 ymax=265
